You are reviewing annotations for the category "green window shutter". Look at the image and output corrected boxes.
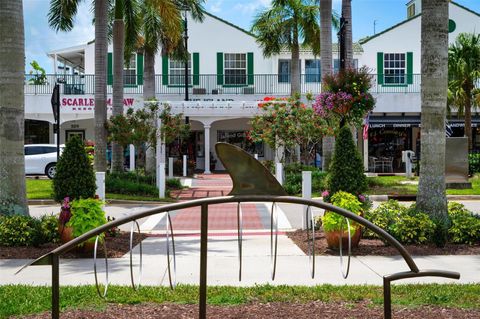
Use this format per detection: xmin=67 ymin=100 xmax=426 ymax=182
xmin=377 ymin=52 xmax=384 ymax=85
xmin=107 ymin=52 xmax=113 ymax=85
xmin=407 ymin=52 xmax=413 ymax=84
xmin=136 ymin=53 xmax=144 ymax=85
xmin=217 ymin=52 xmax=224 ymax=85
xmin=162 ymin=55 xmax=169 ymax=85
xmin=247 ymin=52 xmax=254 ymax=85
xmin=193 ymin=52 xmax=200 ymax=85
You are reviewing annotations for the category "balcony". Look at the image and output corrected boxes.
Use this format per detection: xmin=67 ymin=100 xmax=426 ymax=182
xmin=24 ymin=73 xmax=424 ymax=96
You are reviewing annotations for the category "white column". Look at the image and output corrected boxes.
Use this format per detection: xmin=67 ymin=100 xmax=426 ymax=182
xmin=183 ymin=155 xmax=187 ymax=177
xmin=204 ymin=124 xmax=211 ymax=174
xmin=295 ymin=144 xmax=301 ymax=163
xmin=168 ymin=157 xmax=174 ymax=179
xmin=158 ymin=163 xmax=166 ymax=198
xmin=254 ymin=154 xmax=258 ymax=160
xmin=95 ymin=172 xmax=106 ymax=200
xmin=53 ymin=54 xmax=58 ymax=75
xmin=275 ymin=145 xmax=284 ymax=163
xmin=275 ymin=162 xmax=283 ymax=185
xmin=129 ymin=144 xmax=135 ymax=171
xmin=363 ymin=138 xmax=369 ymax=171
xmin=156 ymin=118 xmax=166 ymax=187
xmin=302 ymin=171 xmax=312 ymax=230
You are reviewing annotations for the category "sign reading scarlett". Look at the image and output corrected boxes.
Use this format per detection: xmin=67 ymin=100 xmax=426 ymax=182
xmin=62 ymin=98 xmax=135 ymax=108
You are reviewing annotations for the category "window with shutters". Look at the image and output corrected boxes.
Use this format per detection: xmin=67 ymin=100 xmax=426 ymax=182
xmin=305 ymin=59 xmax=321 ymax=82
xmin=169 ymin=55 xmax=191 ymax=85
xmin=224 ymin=53 xmax=246 ymax=85
xmin=124 ymin=54 xmax=137 ymax=86
xmin=384 ymin=53 xmax=406 ymax=84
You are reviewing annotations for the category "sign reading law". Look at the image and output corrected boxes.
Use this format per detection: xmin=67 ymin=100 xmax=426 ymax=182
xmin=61 ymin=97 xmax=136 ymax=110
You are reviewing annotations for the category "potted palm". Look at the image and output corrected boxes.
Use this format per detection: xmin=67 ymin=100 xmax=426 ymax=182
xmin=322 ymin=191 xmax=363 ymax=249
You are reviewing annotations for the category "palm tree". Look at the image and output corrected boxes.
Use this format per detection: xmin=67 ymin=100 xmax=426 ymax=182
xmin=252 ymin=0 xmax=321 ymax=95
xmin=142 ymin=0 xmax=204 ymax=173
xmin=448 ymin=33 xmax=480 ymax=151
xmin=342 ymin=0 xmax=353 ymax=69
xmin=0 ymin=0 xmax=28 ymax=215
xmin=320 ymin=0 xmax=334 ymax=171
xmin=111 ymin=0 xmax=140 ymax=173
xmin=49 ymin=0 xmax=109 ymax=172
xmin=417 ymin=0 xmax=449 ymax=247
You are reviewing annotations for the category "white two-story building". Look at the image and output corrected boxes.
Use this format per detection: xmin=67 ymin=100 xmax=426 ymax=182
xmin=24 ymin=1 xmax=480 ymax=172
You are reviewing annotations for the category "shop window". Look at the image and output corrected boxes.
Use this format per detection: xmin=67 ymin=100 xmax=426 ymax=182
xmin=25 ymin=120 xmax=49 ymax=144
xmin=384 ymin=53 xmax=406 ymax=84
xmin=224 ymin=53 xmax=247 ymax=85
xmin=217 ymin=131 xmax=264 ymax=157
xmin=124 ymin=54 xmax=137 ymax=86
xmin=277 ymin=59 xmax=301 ymax=83
xmin=305 ymin=59 xmax=321 ymax=82
xmin=169 ymin=55 xmax=191 ymax=85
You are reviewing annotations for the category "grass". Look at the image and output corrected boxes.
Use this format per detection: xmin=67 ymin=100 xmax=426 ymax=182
xmin=26 ymin=179 xmax=53 ymax=199
xmin=26 ymin=179 xmax=173 ymax=202
xmin=366 ymin=176 xmax=419 ymax=195
xmin=1 ymin=284 xmax=479 ymax=318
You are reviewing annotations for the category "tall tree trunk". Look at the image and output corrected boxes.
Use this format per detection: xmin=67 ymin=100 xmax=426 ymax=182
xmin=111 ymin=18 xmax=125 ymax=173
xmin=464 ymin=85 xmax=473 ymax=151
xmin=0 ymin=0 xmax=28 ymax=215
xmin=94 ymin=0 xmax=108 ymax=172
xmin=144 ymin=50 xmax=156 ymax=174
xmin=320 ymin=0 xmax=335 ymax=172
xmin=342 ymin=0 xmax=353 ymax=69
xmin=417 ymin=0 xmax=449 ymax=247
xmin=291 ymin=28 xmax=301 ymax=96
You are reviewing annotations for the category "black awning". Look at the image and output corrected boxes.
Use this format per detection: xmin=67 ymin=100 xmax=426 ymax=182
xmin=369 ymin=116 xmax=420 ymax=128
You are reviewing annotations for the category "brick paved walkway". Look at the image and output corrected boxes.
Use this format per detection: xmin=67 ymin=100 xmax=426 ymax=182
xmin=159 ymin=174 xmax=272 ymax=231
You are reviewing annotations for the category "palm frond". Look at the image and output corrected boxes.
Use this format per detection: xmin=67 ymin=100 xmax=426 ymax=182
xmin=48 ymin=0 xmax=83 ymax=32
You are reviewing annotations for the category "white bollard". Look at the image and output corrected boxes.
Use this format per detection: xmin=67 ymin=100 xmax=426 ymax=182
xmin=183 ymin=155 xmax=187 ymax=177
xmin=254 ymin=153 xmax=258 ymax=160
xmin=95 ymin=172 xmax=106 ymax=200
xmin=168 ymin=157 xmax=174 ymax=179
xmin=302 ymin=171 xmax=312 ymax=230
xmin=129 ymin=144 xmax=135 ymax=171
xmin=159 ymin=163 xmax=166 ymax=198
xmin=275 ymin=162 xmax=283 ymax=185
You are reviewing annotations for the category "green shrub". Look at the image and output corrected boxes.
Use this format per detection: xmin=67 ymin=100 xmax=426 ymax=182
xmin=67 ymin=198 xmax=107 ymax=244
xmin=166 ymin=178 xmax=183 ymax=189
xmin=260 ymin=160 xmax=275 ymax=174
xmin=38 ymin=214 xmax=60 ymax=244
xmin=327 ymin=126 xmax=367 ymax=195
xmin=322 ymin=191 xmax=362 ymax=232
xmin=364 ymin=200 xmax=407 ymax=239
xmin=108 ymin=171 xmax=156 ymax=186
xmin=469 ymin=153 xmax=480 ymax=175
xmin=448 ymin=202 xmax=480 ymax=244
xmin=106 ymin=176 xmax=158 ymax=196
xmin=53 ymin=135 xmax=96 ymax=202
xmin=0 ymin=215 xmax=42 ymax=247
xmin=390 ymin=207 xmax=436 ymax=245
xmin=283 ymin=167 xmax=327 ymax=196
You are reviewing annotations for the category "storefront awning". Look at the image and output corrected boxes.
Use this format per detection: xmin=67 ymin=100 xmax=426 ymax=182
xmin=369 ymin=116 xmax=480 ymax=128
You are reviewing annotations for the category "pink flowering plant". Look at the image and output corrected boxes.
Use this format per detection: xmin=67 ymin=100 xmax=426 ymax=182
xmin=58 ymin=197 xmax=71 ymax=226
xmin=313 ymin=67 xmax=375 ymax=127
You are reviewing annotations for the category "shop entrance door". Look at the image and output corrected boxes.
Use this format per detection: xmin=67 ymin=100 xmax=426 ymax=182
xmin=65 ymin=130 xmax=85 ymax=142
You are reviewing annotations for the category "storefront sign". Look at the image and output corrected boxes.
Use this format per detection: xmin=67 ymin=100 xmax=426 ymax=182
xmin=61 ymin=98 xmax=135 ymax=108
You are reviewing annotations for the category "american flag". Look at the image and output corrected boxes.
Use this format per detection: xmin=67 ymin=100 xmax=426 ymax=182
xmin=363 ymin=114 xmax=370 ymax=140
xmin=446 ymin=119 xmax=453 ymax=137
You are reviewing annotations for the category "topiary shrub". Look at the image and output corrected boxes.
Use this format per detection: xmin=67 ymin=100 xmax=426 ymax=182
xmin=327 ymin=126 xmax=367 ymax=195
xmin=53 ymin=136 xmax=96 ymax=202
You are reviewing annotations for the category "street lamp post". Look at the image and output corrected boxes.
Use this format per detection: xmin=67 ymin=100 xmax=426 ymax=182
xmin=183 ymin=6 xmax=189 ymax=102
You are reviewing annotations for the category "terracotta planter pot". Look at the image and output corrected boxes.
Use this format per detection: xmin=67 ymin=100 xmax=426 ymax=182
xmin=325 ymin=227 xmax=362 ymax=250
xmin=58 ymin=224 xmax=74 ymax=244
xmin=335 ymin=104 xmax=352 ymax=115
xmin=82 ymin=241 xmax=96 ymax=253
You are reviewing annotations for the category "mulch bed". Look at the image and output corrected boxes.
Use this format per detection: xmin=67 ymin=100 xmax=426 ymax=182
xmin=18 ymin=301 xmax=480 ymax=318
xmin=287 ymin=229 xmax=480 ymax=256
xmin=0 ymin=232 xmax=147 ymax=259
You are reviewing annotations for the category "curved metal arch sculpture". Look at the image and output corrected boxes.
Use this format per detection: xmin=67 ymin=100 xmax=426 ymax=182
xmin=17 ymin=143 xmax=460 ymax=319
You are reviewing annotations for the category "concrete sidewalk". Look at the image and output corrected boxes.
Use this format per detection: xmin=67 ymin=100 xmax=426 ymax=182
xmin=2 ymin=235 xmax=477 ymax=287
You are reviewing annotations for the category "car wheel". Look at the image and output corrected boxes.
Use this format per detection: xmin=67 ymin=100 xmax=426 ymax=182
xmin=46 ymin=163 xmax=56 ymax=179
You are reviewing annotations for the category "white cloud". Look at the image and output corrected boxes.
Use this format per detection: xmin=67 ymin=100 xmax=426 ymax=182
xmin=233 ymin=0 xmax=270 ymax=14
xmin=209 ymin=0 xmax=224 ymax=13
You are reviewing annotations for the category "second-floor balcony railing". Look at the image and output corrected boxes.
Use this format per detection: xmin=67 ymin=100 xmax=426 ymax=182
xmin=24 ymin=73 xmax=423 ymax=96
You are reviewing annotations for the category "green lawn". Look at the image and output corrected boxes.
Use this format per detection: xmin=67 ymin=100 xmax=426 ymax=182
xmin=366 ymin=175 xmax=480 ymax=196
xmin=1 ymin=284 xmax=479 ymax=318
xmin=26 ymin=178 xmax=54 ymax=199
xmin=26 ymin=179 xmax=171 ymax=201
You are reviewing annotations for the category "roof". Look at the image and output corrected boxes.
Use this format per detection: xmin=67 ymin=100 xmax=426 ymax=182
xmin=360 ymin=1 xmax=480 ymax=45
xmin=203 ymin=11 xmax=256 ymax=38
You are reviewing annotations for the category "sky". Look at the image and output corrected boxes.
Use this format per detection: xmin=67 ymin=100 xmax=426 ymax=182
xmin=24 ymin=0 xmax=480 ymax=73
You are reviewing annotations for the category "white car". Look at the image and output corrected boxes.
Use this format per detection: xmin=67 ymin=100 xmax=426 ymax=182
xmin=25 ymin=144 xmax=64 ymax=179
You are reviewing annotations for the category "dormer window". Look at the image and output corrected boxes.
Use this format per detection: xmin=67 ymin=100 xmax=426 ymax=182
xmin=407 ymin=3 xmax=415 ymax=18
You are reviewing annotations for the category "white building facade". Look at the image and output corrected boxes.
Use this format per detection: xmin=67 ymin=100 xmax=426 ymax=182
xmin=24 ymin=1 xmax=480 ymax=172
